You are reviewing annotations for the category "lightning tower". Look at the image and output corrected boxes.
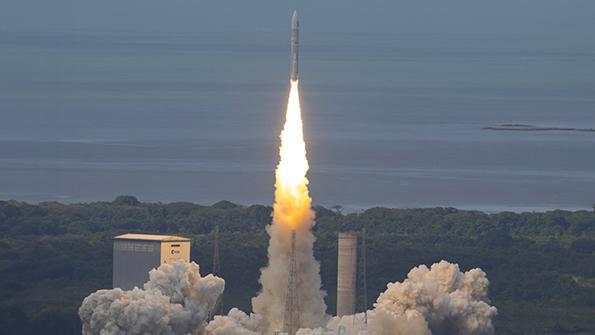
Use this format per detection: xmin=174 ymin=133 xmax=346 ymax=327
xmin=213 ymin=225 xmax=220 ymax=275
xmin=209 ymin=225 xmax=221 ymax=320
xmin=283 ymin=230 xmax=300 ymax=335
xmin=358 ymin=229 xmax=368 ymax=323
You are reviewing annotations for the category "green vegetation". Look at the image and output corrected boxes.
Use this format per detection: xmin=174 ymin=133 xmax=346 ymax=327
xmin=1 ymin=197 xmax=595 ymax=334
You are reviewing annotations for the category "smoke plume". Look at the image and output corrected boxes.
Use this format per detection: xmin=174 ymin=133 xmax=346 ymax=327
xmin=79 ymin=260 xmax=224 ymax=335
xmin=251 ymin=80 xmax=327 ymax=332
xmin=370 ymin=260 xmax=497 ymax=335
xmin=295 ymin=260 xmax=497 ymax=335
xmin=215 ymin=260 xmax=496 ymax=335
xmin=80 ymin=81 xmax=497 ymax=335
xmin=206 ymin=308 xmax=262 ymax=335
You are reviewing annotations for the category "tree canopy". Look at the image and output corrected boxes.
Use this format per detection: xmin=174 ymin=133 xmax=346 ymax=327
xmin=0 ymin=197 xmax=594 ymax=334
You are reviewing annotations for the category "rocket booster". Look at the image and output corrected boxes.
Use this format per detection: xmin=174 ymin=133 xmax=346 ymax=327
xmin=290 ymin=10 xmax=299 ymax=81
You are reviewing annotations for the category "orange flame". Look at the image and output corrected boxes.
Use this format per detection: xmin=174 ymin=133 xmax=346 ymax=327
xmin=273 ymin=80 xmax=314 ymax=231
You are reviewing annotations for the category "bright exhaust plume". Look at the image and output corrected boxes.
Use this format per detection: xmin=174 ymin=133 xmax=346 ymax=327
xmin=274 ymin=80 xmax=312 ymax=230
xmin=251 ymin=80 xmax=327 ymax=333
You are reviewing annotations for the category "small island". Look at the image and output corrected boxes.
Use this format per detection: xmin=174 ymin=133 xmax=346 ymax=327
xmin=484 ymin=124 xmax=595 ymax=132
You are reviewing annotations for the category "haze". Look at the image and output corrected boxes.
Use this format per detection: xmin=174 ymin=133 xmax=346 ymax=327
xmin=1 ymin=0 xmax=595 ymax=211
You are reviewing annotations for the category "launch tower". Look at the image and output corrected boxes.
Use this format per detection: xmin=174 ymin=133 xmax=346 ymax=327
xmin=283 ymin=230 xmax=300 ymax=335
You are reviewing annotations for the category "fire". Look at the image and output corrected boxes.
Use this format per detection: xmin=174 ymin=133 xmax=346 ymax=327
xmin=273 ymin=80 xmax=314 ymax=231
xmin=252 ymin=79 xmax=326 ymax=333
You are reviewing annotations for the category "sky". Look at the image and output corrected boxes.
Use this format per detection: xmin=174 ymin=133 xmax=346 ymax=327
xmin=1 ymin=0 xmax=595 ymax=37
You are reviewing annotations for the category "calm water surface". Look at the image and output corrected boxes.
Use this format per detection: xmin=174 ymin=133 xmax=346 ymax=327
xmin=1 ymin=31 xmax=594 ymax=211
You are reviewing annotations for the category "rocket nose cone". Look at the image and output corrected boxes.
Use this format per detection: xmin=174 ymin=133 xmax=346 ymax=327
xmin=292 ymin=10 xmax=298 ymax=22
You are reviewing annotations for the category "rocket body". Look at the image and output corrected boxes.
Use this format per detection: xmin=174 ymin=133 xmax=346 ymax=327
xmin=290 ymin=10 xmax=299 ymax=81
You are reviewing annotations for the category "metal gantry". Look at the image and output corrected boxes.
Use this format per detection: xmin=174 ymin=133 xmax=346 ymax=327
xmin=283 ymin=230 xmax=300 ymax=335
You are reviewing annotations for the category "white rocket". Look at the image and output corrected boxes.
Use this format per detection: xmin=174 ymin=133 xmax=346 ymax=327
xmin=290 ymin=10 xmax=299 ymax=81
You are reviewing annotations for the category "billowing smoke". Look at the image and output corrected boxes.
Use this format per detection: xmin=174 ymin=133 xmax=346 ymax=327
xmin=370 ymin=260 xmax=497 ymax=335
xmin=79 ymin=251 xmax=496 ymax=335
xmin=206 ymin=308 xmax=262 ymax=335
xmin=79 ymin=261 xmax=224 ymax=335
xmin=80 ymin=80 xmax=497 ymax=335
xmin=208 ymin=260 xmax=496 ymax=335
xmin=251 ymin=219 xmax=327 ymax=332
xmin=251 ymin=80 xmax=327 ymax=333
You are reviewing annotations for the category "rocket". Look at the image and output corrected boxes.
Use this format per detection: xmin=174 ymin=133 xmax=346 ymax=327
xmin=290 ymin=10 xmax=299 ymax=81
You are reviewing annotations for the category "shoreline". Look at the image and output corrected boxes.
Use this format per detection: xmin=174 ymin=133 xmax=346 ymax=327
xmin=1 ymin=197 xmax=592 ymax=215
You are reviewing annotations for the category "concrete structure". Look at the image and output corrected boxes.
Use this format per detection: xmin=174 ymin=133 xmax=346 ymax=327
xmin=337 ymin=232 xmax=358 ymax=317
xmin=112 ymin=233 xmax=190 ymax=290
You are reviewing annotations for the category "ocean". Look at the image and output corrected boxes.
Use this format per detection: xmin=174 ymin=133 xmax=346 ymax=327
xmin=1 ymin=30 xmax=594 ymax=212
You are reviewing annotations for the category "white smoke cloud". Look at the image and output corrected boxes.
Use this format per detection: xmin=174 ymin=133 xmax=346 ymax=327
xmin=372 ymin=260 xmax=497 ymax=335
xmin=206 ymin=308 xmax=262 ymax=335
xmin=79 ymin=260 xmax=224 ymax=335
xmin=251 ymin=222 xmax=328 ymax=333
xmin=80 ymin=257 xmax=495 ymax=335
xmin=206 ymin=260 xmax=496 ymax=335
xmin=296 ymin=313 xmax=369 ymax=335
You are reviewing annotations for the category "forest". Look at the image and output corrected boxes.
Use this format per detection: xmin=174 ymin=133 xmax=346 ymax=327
xmin=1 ymin=196 xmax=595 ymax=335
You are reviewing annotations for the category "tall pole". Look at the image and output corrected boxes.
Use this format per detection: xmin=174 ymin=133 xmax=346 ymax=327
xmin=209 ymin=225 xmax=221 ymax=320
xmin=213 ymin=225 xmax=220 ymax=276
xmin=283 ymin=230 xmax=300 ymax=335
xmin=358 ymin=228 xmax=368 ymax=323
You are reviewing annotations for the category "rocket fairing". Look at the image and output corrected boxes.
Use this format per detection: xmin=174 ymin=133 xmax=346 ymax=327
xmin=290 ymin=10 xmax=299 ymax=81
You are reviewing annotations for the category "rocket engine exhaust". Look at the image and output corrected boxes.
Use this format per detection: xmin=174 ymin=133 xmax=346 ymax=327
xmin=251 ymin=10 xmax=327 ymax=334
xmin=80 ymin=10 xmax=500 ymax=335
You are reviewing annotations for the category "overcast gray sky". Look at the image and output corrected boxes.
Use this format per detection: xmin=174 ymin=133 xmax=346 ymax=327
xmin=1 ymin=0 xmax=594 ymax=36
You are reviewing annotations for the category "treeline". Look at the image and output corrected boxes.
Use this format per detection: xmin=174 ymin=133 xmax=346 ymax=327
xmin=0 ymin=197 xmax=594 ymax=334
